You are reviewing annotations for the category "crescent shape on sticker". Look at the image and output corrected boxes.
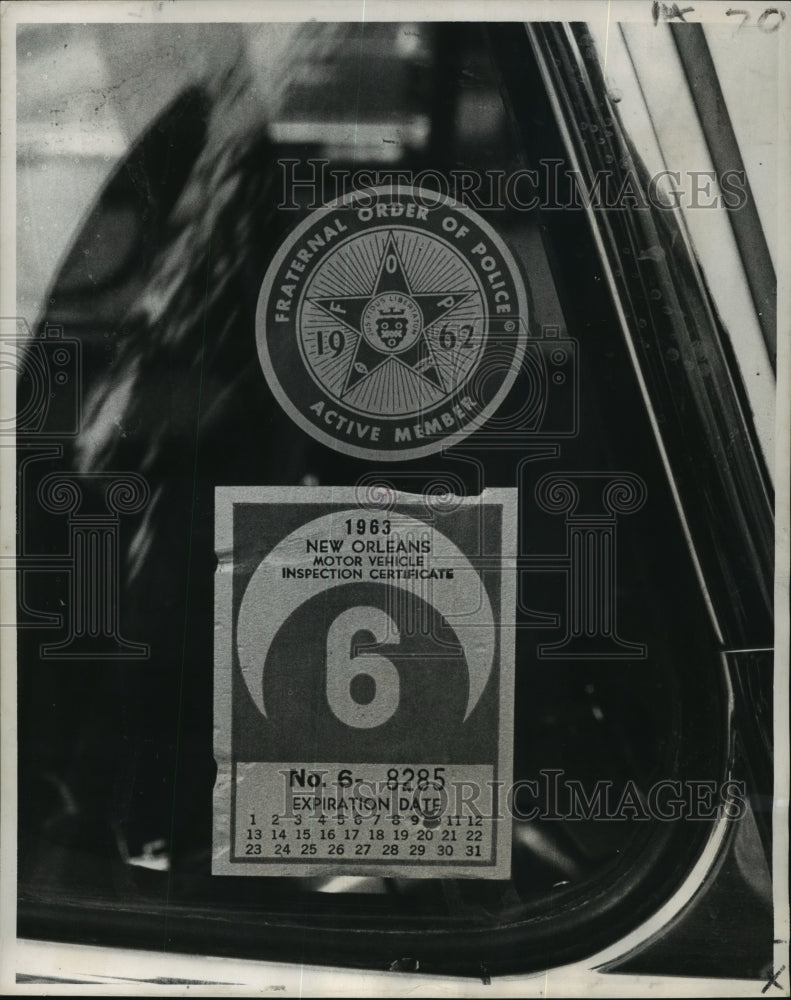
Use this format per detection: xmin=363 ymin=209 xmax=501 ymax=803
xmin=236 ymin=507 xmax=495 ymax=724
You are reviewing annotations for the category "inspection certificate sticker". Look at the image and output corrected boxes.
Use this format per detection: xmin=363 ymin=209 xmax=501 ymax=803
xmin=213 ymin=486 xmax=517 ymax=878
xmin=254 ymin=185 xmax=529 ymax=461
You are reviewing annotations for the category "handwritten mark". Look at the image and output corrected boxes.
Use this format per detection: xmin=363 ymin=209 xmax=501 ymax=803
xmin=652 ymin=1 xmax=695 ymax=24
xmin=725 ymin=6 xmax=786 ymax=30
xmin=762 ymin=965 xmax=785 ymax=994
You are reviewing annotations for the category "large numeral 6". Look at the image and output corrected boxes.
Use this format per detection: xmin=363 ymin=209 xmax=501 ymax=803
xmin=326 ymin=606 xmax=400 ymax=728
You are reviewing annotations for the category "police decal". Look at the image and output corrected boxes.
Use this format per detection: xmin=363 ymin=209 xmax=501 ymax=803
xmin=255 ymin=186 xmax=529 ymax=460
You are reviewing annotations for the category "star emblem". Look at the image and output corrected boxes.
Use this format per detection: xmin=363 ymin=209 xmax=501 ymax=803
xmin=306 ymin=232 xmax=474 ymax=397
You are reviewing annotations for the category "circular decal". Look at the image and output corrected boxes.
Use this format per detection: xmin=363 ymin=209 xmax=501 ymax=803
xmin=255 ymin=186 xmax=529 ymax=460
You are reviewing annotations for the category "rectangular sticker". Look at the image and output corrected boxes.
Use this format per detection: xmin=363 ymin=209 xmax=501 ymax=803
xmin=213 ymin=486 xmax=517 ymax=878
